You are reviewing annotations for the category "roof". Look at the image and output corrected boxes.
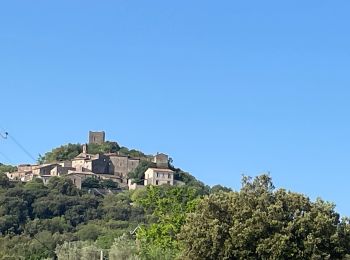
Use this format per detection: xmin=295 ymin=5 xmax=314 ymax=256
xmin=73 ymin=153 xmax=99 ymax=160
xmin=67 ymin=171 xmax=96 ymax=176
xmin=33 ymin=163 xmax=58 ymax=169
xmin=106 ymin=153 xmax=141 ymax=161
xmin=106 ymin=153 xmax=128 ymax=157
xmin=146 ymin=168 xmax=174 ymax=173
xmin=128 ymin=157 xmax=141 ymax=161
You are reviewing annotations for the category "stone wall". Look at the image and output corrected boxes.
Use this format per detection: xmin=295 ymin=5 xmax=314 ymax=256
xmin=91 ymin=154 xmax=110 ymax=174
xmin=89 ymin=131 xmax=105 ymax=144
xmin=108 ymin=155 xmax=140 ymax=178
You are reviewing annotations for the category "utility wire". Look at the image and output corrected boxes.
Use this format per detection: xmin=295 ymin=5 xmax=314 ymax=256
xmin=7 ymin=133 xmax=37 ymax=162
xmin=0 ymin=123 xmax=37 ymax=162
xmin=0 ymin=129 xmax=36 ymax=163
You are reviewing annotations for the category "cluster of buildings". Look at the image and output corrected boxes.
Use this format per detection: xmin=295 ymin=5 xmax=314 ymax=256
xmin=6 ymin=131 xmax=181 ymax=190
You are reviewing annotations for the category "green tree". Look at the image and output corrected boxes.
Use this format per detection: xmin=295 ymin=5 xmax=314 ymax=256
xmin=100 ymin=179 xmax=118 ymax=189
xmin=56 ymin=241 xmax=102 ymax=260
xmin=210 ymin=184 xmax=232 ymax=193
xmin=86 ymin=141 xmax=120 ymax=154
xmin=173 ymin=169 xmax=210 ymax=195
xmin=118 ymin=147 xmax=146 ymax=158
xmin=135 ymin=185 xmax=200 ymax=258
xmin=101 ymin=193 xmax=134 ymax=221
xmin=0 ymin=163 xmax=17 ymax=174
xmin=179 ymin=174 xmax=350 ymax=260
xmin=47 ymin=177 xmax=81 ymax=196
xmin=108 ymin=234 xmax=140 ymax=260
xmin=0 ymin=172 xmax=11 ymax=189
xmin=24 ymin=178 xmax=47 ymax=190
xmin=82 ymin=177 xmax=100 ymax=189
xmin=40 ymin=143 xmax=82 ymax=163
xmin=77 ymin=223 xmax=102 ymax=241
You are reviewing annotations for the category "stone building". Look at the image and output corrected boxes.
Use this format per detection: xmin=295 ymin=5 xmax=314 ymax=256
xmin=89 ymin=131 xmax=105 ymax=144
xmin=66 ymin=171 xmax=97 ymax=189
xmin=72 ymin=151 xmax=109 ymax=174
xmin=32 ymin=164 xmax=59 ymax=176
xmin=144 ymin=168 xmax=175 ymax=186
xmin=6 ymin=171 xmax=26 ymax=181
xmin=7 ymin=131 xmax=176 ymax=190
xmin=18 ymin=164 xmax=36 ymax=173
xmin=6 ymin=164 xmax=37 ymax=182
xmin=108 ymin=153 xmax=140 ymax=180
xmin=153 ymin=153 xmax=169 ymax=168
xmin=50 ymin=165 xmax=76 ymax=176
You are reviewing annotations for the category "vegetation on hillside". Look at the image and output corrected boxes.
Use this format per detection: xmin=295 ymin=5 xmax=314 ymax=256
xmin=0 ymin=163 xmax=17 ymax=174
xmin=1 ymin=141 xmax=350 ymax=259
xmin=37 ymin=142 xmax=148 ymax=164
xmin=0 ymin=172 xmax=349 ymax=259
xmin=180 ymin=175 xmax=350 ymax=259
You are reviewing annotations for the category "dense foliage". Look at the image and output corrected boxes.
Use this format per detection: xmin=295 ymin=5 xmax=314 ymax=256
xmin=38 ymin=142 xmax=149 ymax=164
xmin=0 ymin=173 xmax=143 ymax=259
xmin=0 ymin=163 xmax=17 ymax=174
xmin=0 ymin=170 xmax=350 ymax=259
xmin=179 ymin=175 xmax=350 ymax=259
xmin=0 ymin=171 xmax=204 ymax=259
xmin=82 ymin=177 xmax=118 ymax=189
xmin=38 ymin=143 xmax=82 ymax=163
xmin=86 ymin=141 xmax=120 ymax=155
xmin=118 ymin=146 xmax=147 ymax=158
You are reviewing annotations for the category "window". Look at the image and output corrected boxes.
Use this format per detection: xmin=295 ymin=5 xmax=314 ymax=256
xmin=168 ymin=174 xmax=171 ymax=179
xmin=167 ymin=181 xmax=170 ymax=184
xmin=157 ymin=173 xmax=159 ymax=177
xmin=156 ymin=180 xmax=159 ymax=185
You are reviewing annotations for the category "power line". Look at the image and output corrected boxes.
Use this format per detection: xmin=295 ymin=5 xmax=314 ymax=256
xmin=0 ymin=124 xmax=37 ymax=163
xmin=7 ymin=133 xmax=37 ymax=162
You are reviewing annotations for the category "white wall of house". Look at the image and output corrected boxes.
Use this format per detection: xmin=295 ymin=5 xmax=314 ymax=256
xmin=144 ymin=168 xmax=174 ymax=186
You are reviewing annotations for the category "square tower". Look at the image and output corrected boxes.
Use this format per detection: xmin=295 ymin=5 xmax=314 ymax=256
xmin=89 ymin=131 xmax=105 ymax=144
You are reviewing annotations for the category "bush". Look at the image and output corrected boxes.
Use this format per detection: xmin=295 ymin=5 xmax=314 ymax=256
xmin=109 ymin=235 xmax=140 ymax=260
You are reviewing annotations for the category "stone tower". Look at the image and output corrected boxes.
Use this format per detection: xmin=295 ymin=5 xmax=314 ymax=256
xmin=89 ymin=131 xmax=105 ymax=144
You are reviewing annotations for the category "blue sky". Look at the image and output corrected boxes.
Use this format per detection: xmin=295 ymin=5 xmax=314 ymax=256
xmin=1 ymin=1 xmax=350 ymax=214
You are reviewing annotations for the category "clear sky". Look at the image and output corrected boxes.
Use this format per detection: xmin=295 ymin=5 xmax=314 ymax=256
xmin=1 ymin=1 xmax=350 ymax=214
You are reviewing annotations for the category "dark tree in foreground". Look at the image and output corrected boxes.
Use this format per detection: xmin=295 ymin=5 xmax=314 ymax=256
xmin=179 ymin=175 xmax=350 ymax=260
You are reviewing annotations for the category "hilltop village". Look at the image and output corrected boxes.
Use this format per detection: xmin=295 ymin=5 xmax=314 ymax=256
xmin=5 ymin=131 xmax=182 ymax=190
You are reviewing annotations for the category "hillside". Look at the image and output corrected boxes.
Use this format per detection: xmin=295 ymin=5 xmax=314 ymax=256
xmin=34 ymin=140 xmax=209 ymax=191
xmin=1 ymin=143 xmax=350 ymax=259
xmin=0 ymin=172 xmax=349 ymax=259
